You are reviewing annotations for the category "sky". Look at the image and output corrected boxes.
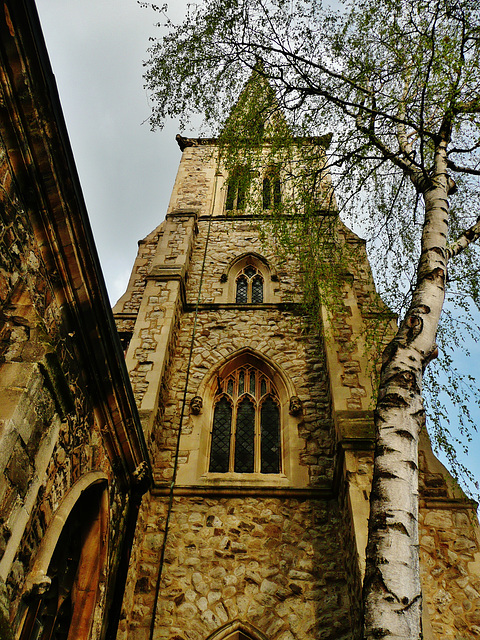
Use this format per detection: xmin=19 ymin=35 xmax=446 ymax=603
xmin=35 ymin=0 xmax=191 ymax=304
xmin=34 ymin=0 xmax=480 ymax=495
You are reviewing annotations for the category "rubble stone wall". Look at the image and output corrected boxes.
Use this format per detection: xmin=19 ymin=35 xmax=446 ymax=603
xmin=118 ymin=496 xmax=355 ymax=640
xmin=0 ymin=135 xmax=130 ymax=636
xmin=117 ymin=141 xmax=480 ymax=640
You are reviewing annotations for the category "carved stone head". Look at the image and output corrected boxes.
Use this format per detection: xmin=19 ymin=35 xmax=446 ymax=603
xmin=289 ymin=395 xmax=303 ymax=416
xmin=190 ymin=395 xmax=203 ymax=415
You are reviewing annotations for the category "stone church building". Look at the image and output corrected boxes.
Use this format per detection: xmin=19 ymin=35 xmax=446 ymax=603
xmin=112 ymin=83 xmax=480 ymax=640
xmin=1 ymin=2 xmax=480 ymax=640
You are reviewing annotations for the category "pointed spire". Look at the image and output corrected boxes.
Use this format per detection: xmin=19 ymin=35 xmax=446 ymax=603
xmin=221 ymin=68 xmax=289 ymax=142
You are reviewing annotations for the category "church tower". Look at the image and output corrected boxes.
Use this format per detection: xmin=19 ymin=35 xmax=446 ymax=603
xmin=113 ymin=80 xmax=480 ymax=640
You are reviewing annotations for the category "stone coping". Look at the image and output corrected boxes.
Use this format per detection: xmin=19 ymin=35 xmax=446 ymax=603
xmin=151 ymin=484 xmax=333 ymax=499
xmin=420 ymin=497 xmax=479 ymax=510
xmin=184 ymin=302 xmax=301 ymax=312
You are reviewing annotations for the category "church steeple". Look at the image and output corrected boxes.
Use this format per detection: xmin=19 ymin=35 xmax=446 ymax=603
xmin=221 ymin=67 xmax=290 ymax=142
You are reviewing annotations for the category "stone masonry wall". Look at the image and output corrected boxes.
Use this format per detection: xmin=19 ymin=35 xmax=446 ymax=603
xmin=151 ymin=306 xmax=332 ymax=488
xmin=0 ymin=134 xmax=130 ymax=634
xmin=114 ymin=225 xmax=165 ymax=337
xmin=419 ymin=506 xmax=480 ymax=639
xmin=118 ymin=139 xmax=480 ymax=640
xmin=185 ymin=217 xmax=299 ymax=304
xmin=119 ymin=496 xmax=355 ymax=640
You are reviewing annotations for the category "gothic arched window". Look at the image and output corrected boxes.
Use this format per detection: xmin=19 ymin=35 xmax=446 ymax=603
xmin=235 ymin=265 xmax=264 ymax=303
xmin=209 ymin=365 xmax=281 ymax=474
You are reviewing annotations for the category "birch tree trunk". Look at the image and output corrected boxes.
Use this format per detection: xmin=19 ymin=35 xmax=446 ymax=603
xmin=363 ymin=143 xmax=450 ymax=640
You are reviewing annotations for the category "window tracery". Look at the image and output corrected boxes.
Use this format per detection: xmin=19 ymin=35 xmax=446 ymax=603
xmin=235 ymin=265 xmax=264 ymax=303
xmin=209 ymin=364 xmax=281 ymax=474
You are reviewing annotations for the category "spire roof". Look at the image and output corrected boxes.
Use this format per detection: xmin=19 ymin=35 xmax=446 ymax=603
xmin=220 ymin=68 xmax=290 ymax=141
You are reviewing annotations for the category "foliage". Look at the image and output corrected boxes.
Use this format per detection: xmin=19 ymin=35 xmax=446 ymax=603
xmin=142 ymin=0 xmax=480 ymax=494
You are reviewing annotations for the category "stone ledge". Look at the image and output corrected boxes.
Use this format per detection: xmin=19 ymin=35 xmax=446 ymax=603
xmin=151 ymin=484 xmax=333 ymax=499
xmin=184 ymin=302 xmax=301 ymax=312
xmin=335 ymin=410 xmax=375 ymax=440
xmin=166 ymin=210 xmax=198 ymax=219
xmin=420 ymin=496 xmax=479 ymax=510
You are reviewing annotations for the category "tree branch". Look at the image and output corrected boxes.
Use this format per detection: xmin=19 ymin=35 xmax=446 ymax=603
xmin=446 ymin=159 xmax=480 ymax=176
xmin=446 ymin=216 xmax=480 ymax=261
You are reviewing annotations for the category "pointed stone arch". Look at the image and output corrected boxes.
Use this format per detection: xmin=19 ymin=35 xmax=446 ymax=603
xmin=205 ymin=620 xmax=269 ymax=640
xmin=222 ymin=252 xmax=274 ymax=278
xmin=197 ymin=346 xmax=295 ymax=401
xmin=17 ymin=472 xmax=109 ymax=640
xmin=176 ymin=348 xmax=308 ymax=487
xmin=219 ymin=253 xmax=279 ymax=304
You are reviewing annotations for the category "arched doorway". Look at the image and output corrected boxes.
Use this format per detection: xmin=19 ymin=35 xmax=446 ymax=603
xmin=18 ymin=480 xmax=108 ymax=640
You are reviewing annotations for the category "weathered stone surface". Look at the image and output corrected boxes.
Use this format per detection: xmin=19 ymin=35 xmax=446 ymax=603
xmin=121 ymin=496 xmax=353 ymax=640
xmin=115 ymin=121 xmax=480 ymax=640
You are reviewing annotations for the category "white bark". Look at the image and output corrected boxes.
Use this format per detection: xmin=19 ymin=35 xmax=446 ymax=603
xmin=363 ymin=143 xmax=450 ymax=640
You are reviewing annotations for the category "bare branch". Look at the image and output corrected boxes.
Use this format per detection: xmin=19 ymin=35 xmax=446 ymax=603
xmin=446 ymin=159 xmax=480 ymax=176
xmin=446 ymin=216 xmax=480 ymax=261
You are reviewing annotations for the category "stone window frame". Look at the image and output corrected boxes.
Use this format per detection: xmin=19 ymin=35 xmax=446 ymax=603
xmin=209 ymin=363 xmax=281 ymax=474
xmin=175 ymin=348 xmax=308 ymax=488
xmin=205 ymin=620 xmax=269 ymax=640
xmin=220 ymin=253 xmax=280 ymax=304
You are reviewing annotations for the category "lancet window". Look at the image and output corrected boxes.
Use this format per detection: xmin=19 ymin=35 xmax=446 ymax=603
xmin=209 ymin=365 xmax=281 ymax=474
xmin=235 ymin=265 xmax=264 ymax=303
xmin=262 ymin=167 xmax=281 ymax=210
xmin=225 ymin=166 xmax=251 ymax=212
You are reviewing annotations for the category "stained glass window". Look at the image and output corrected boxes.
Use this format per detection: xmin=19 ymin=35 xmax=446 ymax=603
xmin=249 ymin=371 xmax=256 ymax=396
xmin=234 ymin=397 xmax=255 ymax=472
xmin=238 ymin=370 xmax=245 ymax=395
xmin=209 ymin=365 xmax=281 ymax=474
xmin=261 ymin=397 xmax=280 ymax=473
xmin=251 ymin=276 xmax=263 ymax=303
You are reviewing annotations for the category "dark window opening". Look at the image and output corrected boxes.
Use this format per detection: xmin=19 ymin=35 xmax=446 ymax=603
xmin=261 ymin=396 xmax=281 ymax=473
xmin=209 ymin=397 xmax=232 ymax=473
xmin=118 ymin=331 xmax=132 ymax=356
xmin=226 ymin=167 xmax=251 ymax=212
xmin=263 ymin=169 xmax=281 ymax=210
xmin=234 ymin=397 xmax=255 ymax=473
xmin=251 ymin=276 xmax=264 ymax=303
xmin=236 ymin=276 xmax=248 ymax=304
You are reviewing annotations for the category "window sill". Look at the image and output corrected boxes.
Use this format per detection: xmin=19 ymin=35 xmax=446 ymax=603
xmin=200 ymin=472 xmax=290 ymax=487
